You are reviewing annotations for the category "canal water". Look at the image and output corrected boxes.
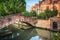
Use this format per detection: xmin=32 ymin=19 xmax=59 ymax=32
xmin=0 ymin=24 xmax=50 ymax=40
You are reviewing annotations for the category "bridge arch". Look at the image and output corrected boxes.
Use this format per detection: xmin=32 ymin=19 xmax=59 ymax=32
xmin=0 ymin=14 xmax=37 ymax=29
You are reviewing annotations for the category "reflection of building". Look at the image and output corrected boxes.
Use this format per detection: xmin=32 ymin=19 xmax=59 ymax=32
xmin=30 ymin=0 xmax=60 ymax=16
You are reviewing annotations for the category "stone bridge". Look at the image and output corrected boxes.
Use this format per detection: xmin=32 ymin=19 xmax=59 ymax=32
xmin=0 ymin=14 xmax=37 ymax=29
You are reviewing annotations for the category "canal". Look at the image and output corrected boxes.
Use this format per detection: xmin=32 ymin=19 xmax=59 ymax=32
xmin=0 ymin=22 xmax=60 ymax=40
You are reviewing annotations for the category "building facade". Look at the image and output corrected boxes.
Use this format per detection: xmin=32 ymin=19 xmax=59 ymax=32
xmin=30 ymin=0 xmax=60 ymax=30
xmin=30 ymin=0 xmax=60 ymax=16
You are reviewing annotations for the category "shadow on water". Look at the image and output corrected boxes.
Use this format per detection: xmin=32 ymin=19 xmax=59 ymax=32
xmin=0 ymin=24 xmax=58 ymax=40
xmin=0 ymin=26 xmax=38 ymax=40
xmin=13 ymin=28 xmax=37 ymax=40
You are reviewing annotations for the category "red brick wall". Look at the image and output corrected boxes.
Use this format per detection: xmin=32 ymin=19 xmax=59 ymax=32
xmin=36 ymin=19 xmax=51 ymax=29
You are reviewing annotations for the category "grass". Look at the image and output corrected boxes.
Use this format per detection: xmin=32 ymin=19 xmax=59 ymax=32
xmin=51 ymin=32 xmax=60 ymax=40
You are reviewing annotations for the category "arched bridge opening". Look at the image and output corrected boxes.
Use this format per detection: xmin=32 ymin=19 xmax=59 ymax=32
xmin=0 ymin=14 xmax=37 ymax=29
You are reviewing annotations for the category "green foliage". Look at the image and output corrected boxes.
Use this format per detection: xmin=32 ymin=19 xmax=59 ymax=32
xmin=45 ymin=8 xmax=52 ymax=18
xmin=30 ymin=11 xmax=37 ymax=17
xmin=45 ymin=8 xmax=58 ymax=18
xmin=37 ymin=12 xmax=46 ymax=19
xmin=37 ymin=8 xmax=58 ymax=20
xmin=51 ymin=32 xmax=60 ymax=40
xmin=51 ymin=9 xmax=58 ymax=17
xmin=0 ymin=0 xmax=26 ymax=17
xmin=22 ymin=11 xmax=30 ymax=17
xmin=23 ymin=11 xmax=37 ymax=17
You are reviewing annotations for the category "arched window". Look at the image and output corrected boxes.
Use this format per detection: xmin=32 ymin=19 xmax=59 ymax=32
xmin=53 ymin=22 xmax=58 ymax=30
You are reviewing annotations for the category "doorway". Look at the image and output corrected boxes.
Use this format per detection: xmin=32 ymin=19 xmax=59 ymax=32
xmin=53 ymin=22 xmax=58 ymax=30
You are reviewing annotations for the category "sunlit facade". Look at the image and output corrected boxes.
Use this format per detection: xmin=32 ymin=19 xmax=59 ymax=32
xmin=30 ymin=0 xmax=60 ymax=16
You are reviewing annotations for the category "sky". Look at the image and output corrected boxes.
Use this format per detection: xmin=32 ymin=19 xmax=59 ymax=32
xmin=30 ymin=36 xmax=42 ymax=40
xmin=25 ymin=0 xmax=42 ymax=11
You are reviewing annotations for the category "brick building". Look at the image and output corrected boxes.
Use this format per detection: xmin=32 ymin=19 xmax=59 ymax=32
xmin=30 ymin=0 xmax=60 ymax=16
xmin=31 ymin=0 xmax=60 ymax=30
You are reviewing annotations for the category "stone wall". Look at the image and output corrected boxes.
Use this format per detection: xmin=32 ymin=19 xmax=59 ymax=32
xmin=36 ymin=17 xmax=60 ymax=30
xmin=36 ymin=19 xmax=51 ymax=29
xmin=50 ymin=17 xmax=60 ymax=30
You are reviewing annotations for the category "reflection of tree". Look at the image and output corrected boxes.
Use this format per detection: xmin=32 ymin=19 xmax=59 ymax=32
xmin=0 ymin=24 xmax=51 ymax=40
xmin=0 ymin=21 xmax=54 ymax=40
xmin=0 ymin=24 xmax=37 ymax=40
xmin=13 ymin=28 xmax=37 ymax=40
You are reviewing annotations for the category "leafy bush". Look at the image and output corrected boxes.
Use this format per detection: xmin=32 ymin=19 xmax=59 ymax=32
xmin=37 ymin=8 xmax=58 ymax=20
xmin=30 ymin=11 xmax=37 ymax=17
xmin=22 ymin=11 xmax=30 ymax=17
xmin=51 ymin=32 xmax=60 ymax=40
xmin=37 ymin=12 xmax=46 ymax=19
xmin=45 ymin=8 xmax=58 ymax=18
xmin=23 ymin=11 xmax=37 ymax=17
xmin=0 ymin=0 xmax=26 ymax=17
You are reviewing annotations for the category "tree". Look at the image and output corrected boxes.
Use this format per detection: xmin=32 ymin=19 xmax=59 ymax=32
xmin=37 ymin=8 xmax=58 ymax=19
xmin=30 ymin=11 xmax=37 ymax=17
xmin=51 ymin=9 xmax=58 ymax=17
xmin=0 ymin=0 xmax=26 ymax=16
xmin=37 ymin=12 xmax=46 ymax=19
xmin=22 ymin=11 xmax=30 ymax=17
xmin=45 ymin=8 xmax=58 ymax=19
xmin=45 ymin=8 xmax=52 ymax=18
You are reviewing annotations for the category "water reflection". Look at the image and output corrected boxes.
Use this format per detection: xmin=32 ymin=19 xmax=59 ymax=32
xmin=0 ymin=24 xmax=50 ymax=40
xmin=30 ymin=36 xmax=42 ymax=40
xmin=17 ymin=33 xmax=20 ymax=36
xmin=0 ymin=28 xmax=50 ymax=40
